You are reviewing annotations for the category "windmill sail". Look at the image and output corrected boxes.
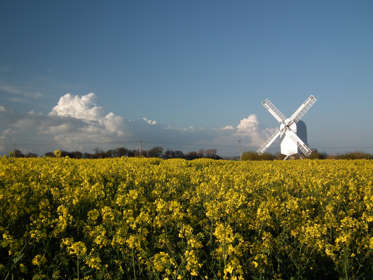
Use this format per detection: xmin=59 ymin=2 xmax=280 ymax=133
xmin=289 ymin=95 xmax=316 ymax=123
xmin=258 ymin=95 xmax=316 ymax=158
xmin=257 ymin=128 xmax=281 ymax=154
xmin=262 ymin=99 xmax=286 ymax=123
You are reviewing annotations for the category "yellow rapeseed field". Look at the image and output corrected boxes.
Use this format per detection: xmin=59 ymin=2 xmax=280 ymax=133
xmin=0 ymin=157 xmax=372 ymax=279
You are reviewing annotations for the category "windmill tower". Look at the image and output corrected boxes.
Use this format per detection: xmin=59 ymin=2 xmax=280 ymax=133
xmin=257 ymin=95 xmax=316 ymax=159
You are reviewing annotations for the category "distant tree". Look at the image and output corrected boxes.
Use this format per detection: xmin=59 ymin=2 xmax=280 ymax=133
xmin=148 ymin=146 xmax=164 ymax=158
xmin=241 ymin=151 xmax=274 ymax=161
xmin=127 ymin=150 xmax=136 ymax=157
xmin=205 ymin=149 xmax=217 ymax=157
xmin=164 ymin=150 xmax=174 ymax=159
xmin=93 ymin=148 xmax=105 ymax=158
xmin=241 ymin=151 xmax=259 ymax=161
xmin=25 ymin=152 xmax=38 ymax=158
xmin=10 ymin=149 xmax=24 ymax=158
xmin=185 ymin=151 xmax=199 ymax=160
xmin=61 ymin=150 xmax=71 ymax=157
xmin=45 ymin=152 xmax=55 ymax=157
xmin=309 ymin=149 xmax=327 ymax=159
xmin=164 ymin=150 xmax=184 ymax=159
xmin=105 ymin=149 xmax=115 ymax=158
xmin=204 ymin=149 xmax=223 ymax=159
xmin=197 ymin=149 xmax=205 ymax=158
xmin=336 ymin=152 xmax=371 ymax=160
xmin=83 ymin=152 xmax=94 ymax=159
xmin=260 ymin=153 xmax=275 ymax=161
xmin=114 ymin=147 xmax=129 ymax=157
xmin=69 ymin=151 xmax=83 ymax=159
xmin=174 ymin=150 xmax=185 ymax=158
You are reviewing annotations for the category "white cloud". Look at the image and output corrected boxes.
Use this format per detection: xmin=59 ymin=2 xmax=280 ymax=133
xmin=142 ymin=117 xmax=157 ymax=126
xmin=0 ymin=84 xmax=43 ymax=100
xmin=43 ymin=93 xmax=128 ymax=151
xmin=0 ymin=92 xmax=272 ymax=156
xmin=103 ymin=112 xmax=125 ymax=135
xmin=234 ymin=114 xmax=262 ymax=146
xmin=27 ymin=110 xmax=43 ymax=116
xmin=222 ymin=125 xmax=234 ymax=130
xmin=44 ymin=123 xmax=71 ymax=134
xmin=49 ymin=93 xmax=103 ymax=121
xmin=49 ymin=93 xmax=125 ymax=136
xmin=236 ymin=114 xmax=259 ymax=132
xmin=0 ymin=105 xmax=6 ymax=112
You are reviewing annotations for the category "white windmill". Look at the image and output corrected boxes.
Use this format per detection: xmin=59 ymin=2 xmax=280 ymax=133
xmin=257 ymin=95 xmax=317 ymax=159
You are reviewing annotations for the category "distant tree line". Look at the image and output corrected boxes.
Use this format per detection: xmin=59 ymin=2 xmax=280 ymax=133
xmin=241 ymin=150 xmax=373 ymax=160
xmin=8 ymin=147 xmax=222 ymax=160
xmin=7 ymin=148 xmax=373 ymax=160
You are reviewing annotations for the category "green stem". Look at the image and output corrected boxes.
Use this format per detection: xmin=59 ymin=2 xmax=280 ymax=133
xmin=77 ymin=257 xmax=80 ymax=280
xmin=132 ymin=248 xmax=137 ymax=280
xmin=344 ymin=249 xmax=349 ymax=280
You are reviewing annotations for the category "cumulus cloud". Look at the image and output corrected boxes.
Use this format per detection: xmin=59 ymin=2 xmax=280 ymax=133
xmin=49 ymin=93 xmax=102 ymax=121
xmin=234 ymin=114 xmax=262 ymax=146
xmin=236 ymin=114 xmax=258 ymax=132
xmin=0 ymin=93 xmax=129 ymax=154
xmin=0 ymin=92 xmax=272 ymax=156
xmin=49 ymin=93 xmax=125 ymax=136
xmin=44 ymin=93 xmax=127 ymax=150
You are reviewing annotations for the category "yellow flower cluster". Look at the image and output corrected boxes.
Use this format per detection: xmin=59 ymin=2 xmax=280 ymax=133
xmin=0 ymin=157 xmax=372 ymax=279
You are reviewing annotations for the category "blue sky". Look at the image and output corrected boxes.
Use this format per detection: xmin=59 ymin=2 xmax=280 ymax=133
xmin=0 ymin=0 xmax=372 ymax=155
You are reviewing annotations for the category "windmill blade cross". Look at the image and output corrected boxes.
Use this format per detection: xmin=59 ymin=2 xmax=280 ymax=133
xmin=262 ymin=99 xmax=286 ymax=123
xmin=289 ymin=95 xmax=317 ymax=123
xmin=257 ymin=128 xmax=281 ymax=154
xmin=287 ymin=130 xmax=312 ymax=156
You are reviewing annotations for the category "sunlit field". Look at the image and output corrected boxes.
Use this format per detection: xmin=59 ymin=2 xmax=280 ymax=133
xmin=0 ymin=157 xmax=372 ymax=279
